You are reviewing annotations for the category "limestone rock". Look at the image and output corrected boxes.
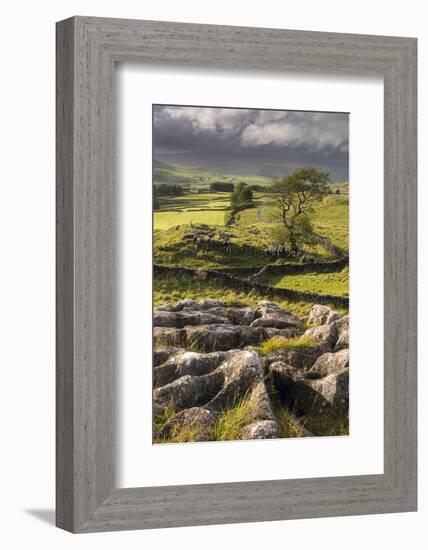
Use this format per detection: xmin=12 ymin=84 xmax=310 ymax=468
xmin=154 ymin=350 xmax=263 ymax=414
xmin=154 ymin=310 xmax=229 ymax=328
xmin=198 ymin=299 xmax=225 ymax=310
xmin=308 ymin=304 xmax=342 ymax=326
xmin=152 ymin=299 xmax=349 ymax=442
xmin=156 ymin=407 xmax=219 ymax=442
xmin=154 ymin=371 xmax=224 ymax=413
xmin=241 ymin=420 xmax=280 ymax=439
xmin=174 ymin=299 xmax=201 ymax=311
xmin=251 ymin=301 xmax=301 ymax=330
xmin=310 ymin=349 xmax=349 ymax=377
xmin=153 ymin=326 xmax=186 ymax=348
xmin=303 ymin=323 xmax=338 ymax=351
xmin=262 ymin=345 xmax=325 ymax=369
xmin=154 ymin=303 xmax=175 ymax=312
xmin=274 ymin=367 xmax=348 ymax=416
xmin=333 ymin=315 xmax=349 ymax=351
xmin=154 ymin=350 xmax=233 ymax=388
xmin=153 ymin=347 xmax=181 ymax=367
xmin=206 ymin=305 xmax=255 ymax=326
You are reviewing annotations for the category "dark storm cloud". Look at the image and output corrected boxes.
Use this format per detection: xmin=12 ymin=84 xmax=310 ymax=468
xmin=153 ymin=105 xmax=349 ymax=181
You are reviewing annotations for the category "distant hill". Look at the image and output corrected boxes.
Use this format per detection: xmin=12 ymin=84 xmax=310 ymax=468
xmin=153 ymin=160 xmax=347 ymax=190
xmin=153 ymin=160 xmax=211 ymax=185
xmin=153 ymin=160 xmax=273 ymax=188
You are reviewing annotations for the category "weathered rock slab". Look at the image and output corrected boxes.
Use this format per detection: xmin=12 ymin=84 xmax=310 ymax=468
xmin=156 ymin=407 xmax=219 ymax=442
xmin=310 ymin=349 xmax=349 ymax=377
xmin=154 ymin=350 xmax=234 ymax=388
xmin=153 ymin=299 xmax=349 ymax=441
xmin=251 ymin=301 xmax=301 ymax=330
xmin=303 ymin=323 xmax=338 ymax=351
xmin=154 ymin=310 xmax=229 ymax=328
xmin=270 ymin=361 xmax=349 ymax=416
xmin=308 ymin=304 xmax=342 ymax=326
xmin=334 ymin=315 xmax=349 ymax=351
xmin=154 ymin=324 xmax=300 ymax=352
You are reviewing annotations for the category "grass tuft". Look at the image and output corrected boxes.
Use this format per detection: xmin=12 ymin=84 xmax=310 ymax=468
xmin=266 ymin=378 xmax=303 ymax=438
xmin=274 ymin=406 xmax=304 ymax=438
xmin=211 ymin=393 xmax=256 ymax=441
xmin=153 ymin=406 xmax=205 ymax=444
xmin=153 ymin=405 xmax=176 ymax=434
xmin=258 ymin=334 xmax=317 ymax=356
xmin=302 ymin=413 xmax=349 ymax=437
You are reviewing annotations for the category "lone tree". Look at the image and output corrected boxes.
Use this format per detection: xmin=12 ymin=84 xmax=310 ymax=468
xmin=269 ymin=168 xmax=330 ymax=255
xmin=231 ymin=182 xmax=253 ymax=209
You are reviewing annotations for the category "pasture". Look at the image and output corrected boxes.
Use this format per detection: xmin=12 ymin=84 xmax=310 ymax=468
xmin=153 ymin=160 xmax=273 ymax=188
xmin=154 ymin=192 xmax=230 ymax=230
xmin=153 ymin=176 xmax=349 ymax=303
xmin=258 ymin=266 xmax=349 ymax=297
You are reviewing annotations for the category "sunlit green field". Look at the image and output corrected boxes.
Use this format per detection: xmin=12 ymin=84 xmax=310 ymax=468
xmin=235 ymin=193 xmax=349 ymax=251
xmin=154 ymin=190 xmax=349 ymax=268
xmin=155 ymin=209 xmax=228 ymax=230
xmin=154 ymin=191 xmax=349 ymax=251
xmin=153 ymin=178 xmax=349 ymax=300
xmin=259 ymin=267 xmax=349 ymax=297
xmin=154 ymin=193 xmax=231 ymax=230
xmin=312 ymin=196 xmax=349 ymax=251
xmin=153 ymin=160 xmax=273 ymax=188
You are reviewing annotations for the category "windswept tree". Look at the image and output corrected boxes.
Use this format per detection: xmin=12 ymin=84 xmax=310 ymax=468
xmin=269 ymin=168 xmax=329 ymax=255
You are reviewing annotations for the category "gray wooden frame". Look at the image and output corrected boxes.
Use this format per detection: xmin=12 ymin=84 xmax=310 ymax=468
xmin=56 ymin=16 xmax=417 ymax=533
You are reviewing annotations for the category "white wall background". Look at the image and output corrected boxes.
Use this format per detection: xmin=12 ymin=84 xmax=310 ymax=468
xmin=0 ymin=1 xmax=425 ymax=548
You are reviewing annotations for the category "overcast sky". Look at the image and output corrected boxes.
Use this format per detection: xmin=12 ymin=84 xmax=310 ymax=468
xmin=153 ymin=105 xmax=349 ymax=181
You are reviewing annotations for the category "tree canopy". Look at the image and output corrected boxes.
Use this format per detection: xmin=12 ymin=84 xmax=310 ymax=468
xmin=210 ymin=181 xmax=234 ymax=192
xmin=155 ymin=183 xmax=185 ymax=197
xmin=231 ymin=182 xmax=253 ymax=209
xmin=269 ymin=168 xmax=330 ymax=254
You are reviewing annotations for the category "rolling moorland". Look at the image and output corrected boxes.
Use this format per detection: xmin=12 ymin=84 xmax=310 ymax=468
xmin=153 ymin=160 xmax=349 ymax=442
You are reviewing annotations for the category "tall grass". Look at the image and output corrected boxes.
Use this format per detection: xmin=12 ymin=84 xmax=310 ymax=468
xmin=153 ymin=405 xmax=176 ymax=433
xmin=211 ymin=393 xmax=256 ymax=441
xmin=274 ymin=406 xmax=304 ymax=438
xmin=153 ymin=406 xmax=205 ymax=444
xmin=266 ymin=379 xmax=303 ymax=438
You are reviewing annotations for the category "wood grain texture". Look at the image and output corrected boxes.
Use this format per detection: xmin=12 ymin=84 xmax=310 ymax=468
xmin=56 ymin=16 xmax=417 ymax=533
xmin=56 ymin=18 xmax=75 ymax=532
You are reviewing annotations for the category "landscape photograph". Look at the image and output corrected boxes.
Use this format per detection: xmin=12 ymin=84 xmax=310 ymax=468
xmin=152 ymin=104 xmax=349 ymax=444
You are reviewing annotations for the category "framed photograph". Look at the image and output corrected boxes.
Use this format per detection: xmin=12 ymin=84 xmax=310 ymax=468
xmin=56 ymin=16 xmax=417 ymax=532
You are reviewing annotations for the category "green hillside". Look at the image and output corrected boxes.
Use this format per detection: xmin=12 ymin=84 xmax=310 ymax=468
xmin=153 ymin=160 xmax=273 ymax=188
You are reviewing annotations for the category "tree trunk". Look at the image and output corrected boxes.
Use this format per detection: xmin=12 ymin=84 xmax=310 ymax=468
xmin=288 ymin=229 xmax=299 ymax=255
